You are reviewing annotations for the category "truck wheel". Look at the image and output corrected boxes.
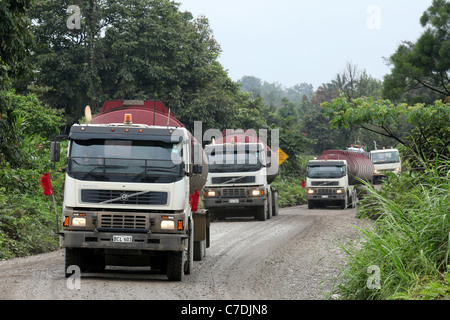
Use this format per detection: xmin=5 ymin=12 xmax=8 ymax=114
xmin=272 ymin=190 xmax=279 ymax=216
xmin=351 ymin=190 xmax=357 ymax=208
xmin=256 ymin=205 xmax=266 ymax=221
xmin=185 ymin=220 xmax=194 ymax=275
xmin=167 ymin=251 xmax=184 ymax=281
xmin=64 ymin=248 xmax=82 ymax=278
xmin=340 ymin=197 xmax=348 ymax=210
xmin=307 ymin=200 xmax=314 ymax=209
xmin=194 ymin=240 xmax=206 ymax=261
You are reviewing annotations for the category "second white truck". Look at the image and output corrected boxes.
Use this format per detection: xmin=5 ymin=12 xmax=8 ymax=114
xmin=202 ymin=131 xmax=279 ymax=221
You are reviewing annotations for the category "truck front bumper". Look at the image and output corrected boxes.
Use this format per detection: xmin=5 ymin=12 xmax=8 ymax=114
xmin=203 ymin=196 xmax=266 ymax=209
xmin=62 ymin=231 xmax=187 ymax=252
xmin=305 ymin=193 xmax=346 ymax=201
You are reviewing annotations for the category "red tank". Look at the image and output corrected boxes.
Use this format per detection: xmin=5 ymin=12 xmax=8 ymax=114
xmin=91 ymin=100 xmax=184 ymax=127
xmin=317 ymin=150 xmax=374 ymax=185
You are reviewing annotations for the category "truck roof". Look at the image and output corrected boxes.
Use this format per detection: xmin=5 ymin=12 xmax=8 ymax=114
xmin=69 ymin=123 xmax=187 ymax=142
xmin=308 ymin=159 xmax=346 ymax=166
xmin=370 ymin=148 xmax=398 ymax=153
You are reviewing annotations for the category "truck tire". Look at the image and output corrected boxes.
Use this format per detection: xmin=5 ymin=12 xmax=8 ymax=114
xmin=351 ymin=189 xmax=357 ymax=208
xmin=194 ymin=240 xmax=206 ymax=261
xmin=307 ymin=200 xmax=314 ymax=209
xmin=185 ymin=220 xmax=194 ymax=275
xmin=167 ymin=251 xmax=184 ymax=281
xmin=255 ymin=205 xmax=266 ymax=221
xmin=272 ymin=190 xmax=279 ymax=216
xmin=64 ymin=248 xmax=82 ymax=278
xmin=340 ymin=196 xmax=348 ymax=210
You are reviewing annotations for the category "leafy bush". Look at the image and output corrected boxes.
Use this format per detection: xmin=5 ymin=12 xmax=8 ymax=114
xmin=271 ymin=155 xmax=312 ymax=208
xmin=0 ymin=90 xmax=65 ymax=260
xmin=272 ymin=176 xmax=306 ymax=208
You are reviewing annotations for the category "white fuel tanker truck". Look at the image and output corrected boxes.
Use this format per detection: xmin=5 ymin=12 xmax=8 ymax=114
xmin=305 ymin=150 xmax=374 ymax=209
xmin=51 ymin=100 xmax=209 ymax=281
xmin=202 ymin=130 xmax=279 ymax=221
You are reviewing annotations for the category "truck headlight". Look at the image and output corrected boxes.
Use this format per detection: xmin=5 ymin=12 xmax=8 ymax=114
xmin=336 ymin=189 xmax=345 ymax=194
xmin=306 ymin=189 xmax=314 ymax=194
xmin=204 ymin=189 xmax=216 ymax=197
xmin=161 ymin=220 xmax=175 ymax=230
xmin=374 ymin=169 xmax=379 ymax=174
xmin=394 ymin=167 xmax=401 ymax=174
xmin=72 ymin=217 xmax=86 ymax=227
xmin=251 ymin=188 xmax=264 ymax=196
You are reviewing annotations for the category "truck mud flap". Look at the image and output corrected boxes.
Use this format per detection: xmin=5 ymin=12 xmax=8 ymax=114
xmin=193 ymin=209 xmax=210 ymax=261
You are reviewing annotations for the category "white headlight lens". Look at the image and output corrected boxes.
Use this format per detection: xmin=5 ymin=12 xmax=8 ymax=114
xmin=207 ymin=190 xmax=216 ymax=197
xmin=161 ymin=220 xmax=175 ymax=230
xmin=72 ymin=217 xmax=86 ymax=227
xmin=307 ymin=189 xmax=314 ymax=194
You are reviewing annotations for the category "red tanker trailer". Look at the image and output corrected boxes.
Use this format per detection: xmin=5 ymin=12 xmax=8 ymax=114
xmin=305 ymin=150 xmax=374 ymax=209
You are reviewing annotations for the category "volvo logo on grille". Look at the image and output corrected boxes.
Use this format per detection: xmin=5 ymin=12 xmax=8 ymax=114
xmin=120 ymin=193 xmax=129 ymax=201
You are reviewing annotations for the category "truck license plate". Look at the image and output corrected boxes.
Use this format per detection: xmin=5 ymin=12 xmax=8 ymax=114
xmin=321 ymin=195 xmax=329 ymax=198
xmin=113 ymin=235 xmax=133 ymax=243
xmin=229 ymin=199 xmax=239 ymax=204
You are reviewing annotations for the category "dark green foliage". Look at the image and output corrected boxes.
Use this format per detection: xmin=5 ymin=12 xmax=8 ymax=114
xmin=383 ymin=0 xmax=450 ymax=103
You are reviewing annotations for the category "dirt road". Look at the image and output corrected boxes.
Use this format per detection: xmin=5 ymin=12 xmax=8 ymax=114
xmin=0 ymin=205 xmax=366 ymax=300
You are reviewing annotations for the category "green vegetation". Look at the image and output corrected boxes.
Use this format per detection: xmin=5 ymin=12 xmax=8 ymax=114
xmin=331 ymin=161 xmax=449 ymax=300
xmin=0 ymin=89 xmax=65 ymax=259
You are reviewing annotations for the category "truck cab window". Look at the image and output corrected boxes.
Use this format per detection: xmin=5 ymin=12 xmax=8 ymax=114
xmin=68 ymin=139 xmax=184 ymax=183
xmin=307 ymin=165 xmax=346 ymax=178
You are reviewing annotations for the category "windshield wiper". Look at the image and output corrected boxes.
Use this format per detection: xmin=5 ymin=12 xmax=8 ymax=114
xmin=80 ymin=165 xmax=127 ymax=180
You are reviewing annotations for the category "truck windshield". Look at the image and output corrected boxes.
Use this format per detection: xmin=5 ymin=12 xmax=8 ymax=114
xmin=67 ymin=139 xmax=184 ymax=183
xmin=208 ymin=151 xmax=262 ymax=173
xmin=307 ymin=165 xmax=345 ymax=178
xmin=371 ymin=151 xmax=400 ymax=164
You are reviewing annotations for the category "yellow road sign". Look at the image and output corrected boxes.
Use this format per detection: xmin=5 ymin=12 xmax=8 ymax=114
xmin=275 ymin=148 xmax=288 ymax=166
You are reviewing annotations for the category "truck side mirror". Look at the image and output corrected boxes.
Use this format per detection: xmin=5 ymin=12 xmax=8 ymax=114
xmin=192 ymin=164 xmax=202 ymax=174
xmin=50 ymin=141 xmax=60 ymax=162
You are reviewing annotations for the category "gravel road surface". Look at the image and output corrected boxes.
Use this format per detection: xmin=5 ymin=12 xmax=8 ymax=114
xmin=0 ymin=205 xmax=368 ymax=300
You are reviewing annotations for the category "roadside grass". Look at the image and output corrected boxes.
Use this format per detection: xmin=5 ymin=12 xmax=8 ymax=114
xmin=330 ymin=162 xmax=450 ymax=300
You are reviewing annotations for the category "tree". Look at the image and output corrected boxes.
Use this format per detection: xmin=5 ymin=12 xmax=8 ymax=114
xmin=28 ymin=0 xmax=237 ymax=127
xmin=335 ymin=62 xmax=383 ymax=100
xmin=322 ymin=96 xmax=449 ymax=167
xmin=0 ymin=0 xmax=34 ymax=168
xmin=0 ymin=0 xmax=33 ymax=84
xmin=383 ymin=0 xmax=450 ymax=103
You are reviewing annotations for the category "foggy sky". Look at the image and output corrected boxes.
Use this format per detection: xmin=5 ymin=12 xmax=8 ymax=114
xmin=179 ymin=0 xmax=432 ymax=89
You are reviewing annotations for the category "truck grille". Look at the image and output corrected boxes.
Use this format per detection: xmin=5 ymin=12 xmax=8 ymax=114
xmin=222 ymin=188 xmax=246 ymax=198
xmin=316 ymin=188 xmax=334 ymax=195
xmin=98 ymin=213 xmax=148 ymax=230
xmin=81 ymin=190 xmax=168 ymax=205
